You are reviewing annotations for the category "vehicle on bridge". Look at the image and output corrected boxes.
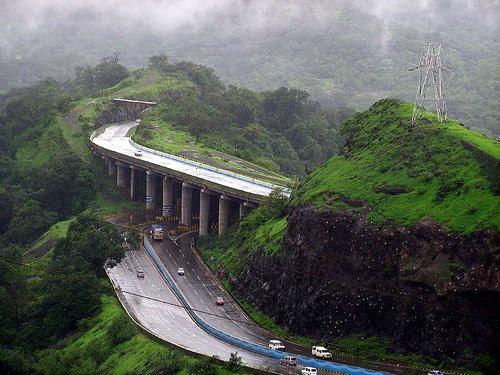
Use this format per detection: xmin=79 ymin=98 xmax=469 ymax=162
xmin=136 ymin=269 xmax=144 ymax=278
xmin=312 ymin=345 xmax=332 ymax=359
xmin=177 ymin=267 xmax=185 ymax=276
xmin=134 ymin=150 xmax=143 ymax=157
xmin=150 ymin=224 xmax=164 ymax=240
xmin=301 ymin=367 xmax=317 ymax=375
xmin=269 ymin=339 xmax=285 ymax=351
xmin=215 ymin=296 xmax=224 ymax=305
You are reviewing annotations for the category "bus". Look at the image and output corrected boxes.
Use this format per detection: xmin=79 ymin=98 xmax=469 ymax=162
xmin=150 ymin=224 xmax=164 ymax=240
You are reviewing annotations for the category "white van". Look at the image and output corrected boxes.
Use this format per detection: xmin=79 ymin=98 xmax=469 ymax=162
xmin=301 ymin=367 xmax=317 ymax=375
xmin=268 ymin=339 xmax=285 ymax=351
xmin=312 ymin=345 xmax=332 ymax=359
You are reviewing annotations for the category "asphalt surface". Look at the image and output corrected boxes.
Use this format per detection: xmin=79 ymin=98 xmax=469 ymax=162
xmin=152 ymin=231 xmax=305 ymax=354
xmin=106 ymin=249 xmax=282 ymax=372
xmin=92 ymin=122 xmax=287 ymax=197
xmin=149 ymin=225 xmax=400 ymax=375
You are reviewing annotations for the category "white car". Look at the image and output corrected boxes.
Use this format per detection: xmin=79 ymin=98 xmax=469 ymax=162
xmin=269 ymin=339 xmax=285 ymax=351
xmin=177 ymin=267 xmax=185 ymax=276
xmin=301 ymin=367 xmax=317 ymax=375
xmin=427 ymin=371 xmax=443 ymax=375
xmin=312 ymin=345 xmax=332 ymax=359
xmin=134 ymin=150 xmax=143 ymax=157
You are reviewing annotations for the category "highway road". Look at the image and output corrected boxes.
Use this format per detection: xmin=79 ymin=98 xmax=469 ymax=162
xmin=147 ymin=223 xmax=397 ymax=375
xmin=92 ymin=122 xmax=288 ymax=198
xmin=106 ymin=249 xmax=281 ymax=372
xmin=151 ymin=230 xmax=304 ymax=353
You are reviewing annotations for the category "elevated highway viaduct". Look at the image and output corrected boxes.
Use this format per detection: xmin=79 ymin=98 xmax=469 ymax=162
xmin=91 ymin=108 xmax=289 ymax=236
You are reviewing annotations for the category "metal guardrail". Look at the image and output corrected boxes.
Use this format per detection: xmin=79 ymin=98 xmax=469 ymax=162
xmin=143 ymin=238 xmax=389 ymax=375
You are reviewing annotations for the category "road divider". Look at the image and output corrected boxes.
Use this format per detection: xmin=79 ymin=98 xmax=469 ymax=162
xmin=143 ymin=238 xmax=391 ymax=375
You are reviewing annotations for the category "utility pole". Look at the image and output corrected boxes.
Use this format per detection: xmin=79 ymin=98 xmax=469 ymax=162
xmin=406 ymin=43 xmax=448 ymax=125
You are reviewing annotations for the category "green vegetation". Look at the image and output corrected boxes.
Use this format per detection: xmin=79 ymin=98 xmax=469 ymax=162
xmin=292 ymin=99 xmax=500 ymax=233
xmin=33 ymin=296 xmax=249 ymax=375
xmin=0 ymin=60 xmax=245 ymax=375
xmin=130 ymin=57 xmax=353 ymax=179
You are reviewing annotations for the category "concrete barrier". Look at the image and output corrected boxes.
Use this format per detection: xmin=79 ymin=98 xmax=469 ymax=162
xmin=143 ymin=238 xmax=390 ymax=375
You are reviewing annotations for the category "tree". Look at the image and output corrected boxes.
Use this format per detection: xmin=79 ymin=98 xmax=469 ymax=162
xmin=0 ymin=245 xmax=30 ymax=343
xmin=187 ymin=356 xmax=217 ymax=375
xmin=225 ymin=351 xmax=243 ymax=372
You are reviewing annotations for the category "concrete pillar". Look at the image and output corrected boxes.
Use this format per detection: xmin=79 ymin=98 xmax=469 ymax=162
xmin=130 ymin=166 xmax=138 ymax=201
xmin=146 ymin=170 xmax=156 ymax=210
xmin=218 ymin=195 xmax=230 ymax=235
xmin=239 ymin=202 xmax=249 ymax=220
xmin=162 ymin=176 xmax=174 ymax=216
xmin=116 ymin=162 xmax=127 ymax=188
xmin=108 ymin=158 xmax=116 ymax=176
xmin=199 ymin=189 xmax=210 ymax=236
xmin=181 ymin=182 xmax=193 ymax=226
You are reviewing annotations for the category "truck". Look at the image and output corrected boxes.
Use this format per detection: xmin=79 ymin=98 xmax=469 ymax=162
xmin=150 ymin=224 xmax=164 ymax=240
xmin=312 ymin=345 xmax=332 ymax=359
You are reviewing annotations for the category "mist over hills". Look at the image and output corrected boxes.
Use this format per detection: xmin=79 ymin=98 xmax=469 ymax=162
xmin=0 ymin=0 xmax=498 ymax=135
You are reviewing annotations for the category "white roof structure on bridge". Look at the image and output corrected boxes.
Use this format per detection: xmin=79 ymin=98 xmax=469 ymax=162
xmin=112 ymin=98 xmax=157 ymax=105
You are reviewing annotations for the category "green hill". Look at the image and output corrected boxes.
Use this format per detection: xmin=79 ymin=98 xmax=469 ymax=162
xmin=292 ymin=99 xmax=500 ymax=233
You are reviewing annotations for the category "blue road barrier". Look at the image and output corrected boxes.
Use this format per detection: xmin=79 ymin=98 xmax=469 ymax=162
xmin=143 ymin=238 xmax=391 ymax=375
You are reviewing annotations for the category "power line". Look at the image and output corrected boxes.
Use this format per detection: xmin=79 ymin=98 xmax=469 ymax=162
xmin=0 ymin=255 xmax=485 ymax=373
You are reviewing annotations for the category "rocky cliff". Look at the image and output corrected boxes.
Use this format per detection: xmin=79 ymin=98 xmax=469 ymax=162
xmin=233 ymin=205 xmax=499 ymax=362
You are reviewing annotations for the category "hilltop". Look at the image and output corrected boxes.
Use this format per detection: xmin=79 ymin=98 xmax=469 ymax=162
xmin=199 ymin=100 xmax=499 ymax=374
xmin=292 ymin=99 xmax=500 ymax=233
xmin=85 ymin=61 xmax=353 ymax=181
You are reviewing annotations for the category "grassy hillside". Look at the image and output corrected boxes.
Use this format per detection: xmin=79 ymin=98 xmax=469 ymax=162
xmin=34 ymin=295 xmax=247 ymax=375
xmin=292 ymin=99 xmax=500 ymax=233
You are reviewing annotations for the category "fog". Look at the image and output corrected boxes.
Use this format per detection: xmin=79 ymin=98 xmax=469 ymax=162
xmin=0 ymin=0 xmax=498 ymax=133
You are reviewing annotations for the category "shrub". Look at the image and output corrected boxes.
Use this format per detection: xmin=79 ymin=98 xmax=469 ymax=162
xmin=187 ymin=356 xmax=217 ymax=375
xmin=225 ymin=351 xmax=243 ymax=372
xmin=106 ymin=313 xmax=137 ymax=345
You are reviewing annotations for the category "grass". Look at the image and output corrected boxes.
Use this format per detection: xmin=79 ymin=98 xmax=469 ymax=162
xmin=33 ymin=294 xmax=250 ymax=375
xmin=132 ymin=114 xmax=290 ymax=186
xmin=15 ymin=120 xmax=66 ymax=168
xmin=292 ymin=99 xmax=500 ymax=233
xmin=30 ymin=218 xmax=74 ymax=250
xmin=245 ymin=217 xmax=287 ymax=255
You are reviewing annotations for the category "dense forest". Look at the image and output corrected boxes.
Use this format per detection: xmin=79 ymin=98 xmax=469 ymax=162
xmin=0 ymin=1 xmax=498 ymax=135
xmin=134 ymin=56 xmax=353 ymax=177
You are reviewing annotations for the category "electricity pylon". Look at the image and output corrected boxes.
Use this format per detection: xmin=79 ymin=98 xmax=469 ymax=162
xmin=406 ymin=43 xmax=448 ymax=125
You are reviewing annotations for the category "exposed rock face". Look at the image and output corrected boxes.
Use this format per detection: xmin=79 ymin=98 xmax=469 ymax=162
xmin=94 ymin=105 xmax=135 ymax=126
xmin=233 ymin=206 xmax=500 ymax=361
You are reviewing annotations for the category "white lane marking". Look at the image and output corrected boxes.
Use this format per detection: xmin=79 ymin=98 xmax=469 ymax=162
xmin=200 ymin=299 xmax=204 ymax=304
xmin=194 ymin=290 xmax=198 ymax=295
xmin=197 ymin=275 xmax=201 ymax=280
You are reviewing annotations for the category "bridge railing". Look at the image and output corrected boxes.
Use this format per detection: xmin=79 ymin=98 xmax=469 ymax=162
xmin=128 ymin=137 xmax=291 ymax=195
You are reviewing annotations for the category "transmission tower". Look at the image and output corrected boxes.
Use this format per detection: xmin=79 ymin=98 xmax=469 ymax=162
xmin=406 ymin=43 xmax=448 ymax=125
